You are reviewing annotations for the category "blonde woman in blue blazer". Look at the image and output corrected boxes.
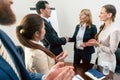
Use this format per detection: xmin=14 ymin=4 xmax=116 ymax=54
xmin=69 ymin=9 xmax=97 ymax=66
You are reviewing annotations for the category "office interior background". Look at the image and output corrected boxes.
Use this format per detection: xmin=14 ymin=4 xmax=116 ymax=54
xmin=0 ymin=0 xmax=120 ymax=62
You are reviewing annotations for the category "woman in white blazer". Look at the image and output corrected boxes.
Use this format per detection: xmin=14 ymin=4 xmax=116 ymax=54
xmin=16 ymin=14 xmax=68 ymax=74
xmin=86 ymin=4 xmax=120 ymax=72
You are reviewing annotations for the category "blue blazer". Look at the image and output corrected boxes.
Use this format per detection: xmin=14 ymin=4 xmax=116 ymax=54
xmin=0 ymin=29 xmax=43 ymax=80
xmin=69 ymin=24 xmax=97 ymax=54
xmin=43 ymin=19 xmax=66 ymax=56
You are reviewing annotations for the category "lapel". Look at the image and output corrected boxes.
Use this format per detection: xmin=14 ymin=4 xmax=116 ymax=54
xmin=75 ymin=25 xmax=87 ymax=41
xmin=43 ymin=19 xmax=57 ymax=34
xmin=83 ymin=25 xmax=92 ymax=41
xmin=83 ymin=27 xmax=87 ymax=40
xmin=0 ymin=30 xmax=24 ymax=65
xmin=43 ymin=18 xmax=51 ymax=27
xmin=0 ymin=56 xmax=18 ymax=80
xmin=0 ymin=29 xmax=31 ymax=80
xmin=75 ymin=25 xmax=80 ymax=37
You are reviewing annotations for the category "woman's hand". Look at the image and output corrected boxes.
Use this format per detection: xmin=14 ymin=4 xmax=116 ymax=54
xmin=56 ymin=50 xmax=68 ymax=62
xmin=80 ymin=42 xmax=87 ymax=47
xmin=86 ymin=39 xmax=99 ymax=47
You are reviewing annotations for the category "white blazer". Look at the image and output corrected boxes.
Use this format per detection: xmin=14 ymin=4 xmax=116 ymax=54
xmin=25 ymin=47 xmax=55 ymax=74
xmin=97 ymin=22 xmax=120 ymax=72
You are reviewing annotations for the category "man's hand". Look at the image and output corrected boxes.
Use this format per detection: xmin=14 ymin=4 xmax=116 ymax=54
xmin=65 ymin=36 xmax=69 ymax=43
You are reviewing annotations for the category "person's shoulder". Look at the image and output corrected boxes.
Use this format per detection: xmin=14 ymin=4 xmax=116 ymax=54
xmin=32 ymin=48 xmax=47 ymax=57
xmin=76 ymin=24 xmax=80 ymax=29
xmin=91 ymin=24 xmax=96 ymax=27
xmin=76 ymin=24 xmax=80 ymax=27
xmin=25 ymin=47 xmax=44 ymax=55
xmin=111 ymin=22 xmax=120 ymax=31
xmin=90 ymin=24 xmax=97 ymax=30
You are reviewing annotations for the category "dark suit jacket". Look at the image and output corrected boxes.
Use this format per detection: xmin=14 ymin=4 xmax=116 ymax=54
xmin=0 ymin=29 xmax=43 ymax=80
xmin=69 ymin=24 xmax=97 ymax=54
xmin=43 ymin=19 xmax=66 ymax=56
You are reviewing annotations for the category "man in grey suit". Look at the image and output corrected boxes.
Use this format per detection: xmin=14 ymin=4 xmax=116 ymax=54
xmin=36 ymin=0 xmax=69 ymax=56
xmin=0 ymin=0 xmax=74 ymax=80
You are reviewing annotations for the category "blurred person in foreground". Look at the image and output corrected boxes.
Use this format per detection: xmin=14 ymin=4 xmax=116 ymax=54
xmin=0 ymin=0 xmax=74 ymax=80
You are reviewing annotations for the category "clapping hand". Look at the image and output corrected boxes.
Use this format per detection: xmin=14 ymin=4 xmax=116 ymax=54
xmin=44 ymin=62 xmax=75 ymax=80
xmin=56 ymin=50 xmax=68 ymax=62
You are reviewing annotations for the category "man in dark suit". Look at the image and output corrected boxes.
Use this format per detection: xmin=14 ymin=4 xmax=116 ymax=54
xmin=36 ymin=1 xmax=69 ymax=56
xmin=0 ymin=0 xmax=74 ymax=80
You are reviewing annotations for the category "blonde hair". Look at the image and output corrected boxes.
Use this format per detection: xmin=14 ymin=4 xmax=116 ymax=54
xmin=80 ymin=9 xmax=92 ymax=28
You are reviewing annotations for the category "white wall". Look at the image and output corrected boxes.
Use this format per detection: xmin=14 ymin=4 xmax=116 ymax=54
xmin=0 ymin=0 xmax=120 ymax=62
xmin=48 ymin=0 xmax=120 ymax=62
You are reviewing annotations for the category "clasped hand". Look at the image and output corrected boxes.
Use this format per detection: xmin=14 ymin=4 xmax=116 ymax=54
xmin=80 ymin=39 xmax=99 ymax=47
xmin=56 ymin=50 xmax=68 ymax=62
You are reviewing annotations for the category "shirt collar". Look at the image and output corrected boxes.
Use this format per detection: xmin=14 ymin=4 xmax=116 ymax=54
xmin=41 ymin=16 xmax=50 ymax=22
xmin=79 ymin=23 xmax=86 ymax=29
xmin=80 ymin=23 xmax=86 ymax=27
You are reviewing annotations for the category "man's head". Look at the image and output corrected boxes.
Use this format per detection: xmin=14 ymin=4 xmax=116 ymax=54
xmin=36 ymin=0 xmax=51 ymax=18
xmin=0 ymin=0 xmax=16 ymax=26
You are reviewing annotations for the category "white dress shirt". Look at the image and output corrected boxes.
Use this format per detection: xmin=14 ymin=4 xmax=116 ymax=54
xmin=76 ymin=24 xmax=86 ymax=50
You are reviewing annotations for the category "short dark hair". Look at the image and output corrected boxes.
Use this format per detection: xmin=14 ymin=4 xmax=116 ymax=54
xmin=36 ymin=1 xmax=49 ymax=14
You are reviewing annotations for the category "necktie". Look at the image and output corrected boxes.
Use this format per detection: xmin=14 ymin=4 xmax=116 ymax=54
xmin=48 ymin=21 xmax=52 ymax=26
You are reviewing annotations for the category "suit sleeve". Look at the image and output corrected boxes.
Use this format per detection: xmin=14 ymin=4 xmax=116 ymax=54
xmin=29 ymin=72 xmax=44 ymax=80
xmin=69 ymin=25 xmax=79 ymax=42
xmin=45 ymin=26 xmax=66 ymax=46
xmin=91 ymin=24 xmax=97 ymax=38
